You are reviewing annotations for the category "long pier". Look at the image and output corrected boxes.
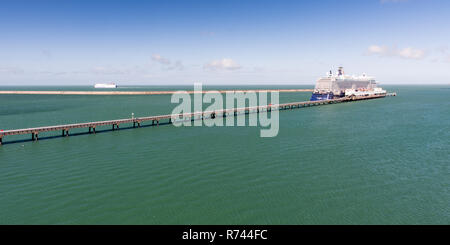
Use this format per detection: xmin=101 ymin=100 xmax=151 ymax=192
xmin=0 ymin=89 xmax=313 ymax=95
xmin=0 ymin=93 xmax=395 ymax=145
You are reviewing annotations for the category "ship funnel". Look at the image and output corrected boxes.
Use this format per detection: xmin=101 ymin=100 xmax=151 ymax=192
xmin=338 ymin=67 xmax=344 ymax=76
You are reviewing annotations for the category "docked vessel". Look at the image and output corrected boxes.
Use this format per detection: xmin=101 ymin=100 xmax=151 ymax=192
xmin=310 ymin=67 xmax=386 ymax=101
xmin=94 ymin=83 xmax=117 ymax=88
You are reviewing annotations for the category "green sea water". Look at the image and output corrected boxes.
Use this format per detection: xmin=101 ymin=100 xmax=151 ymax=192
xmin=0 ymin=85 xmax=449 ymax=224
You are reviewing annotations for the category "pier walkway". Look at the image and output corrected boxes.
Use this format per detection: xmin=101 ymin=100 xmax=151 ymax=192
xmin=0 ymin=93 xmax=395 ymax=145
xmin=0 ymin=89 xmax=312 ymax=95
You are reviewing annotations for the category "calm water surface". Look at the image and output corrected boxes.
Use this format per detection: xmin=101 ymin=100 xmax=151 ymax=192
xmin=0 ymin=85 xmax=448 ymax=224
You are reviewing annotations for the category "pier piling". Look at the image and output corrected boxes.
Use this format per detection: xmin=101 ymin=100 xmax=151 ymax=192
xmin=0 ymin=94 xmax=392 ymax=145
xmin=0 ymin=89 xmax=313 ymax=96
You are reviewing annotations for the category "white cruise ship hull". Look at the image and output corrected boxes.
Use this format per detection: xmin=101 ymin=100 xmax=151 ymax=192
xmin=94 ymin=83 xmax=117 ymax=88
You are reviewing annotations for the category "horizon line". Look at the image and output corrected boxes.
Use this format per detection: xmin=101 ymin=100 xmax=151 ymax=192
xmin=0 ymin=83 xmax=449 ymax=86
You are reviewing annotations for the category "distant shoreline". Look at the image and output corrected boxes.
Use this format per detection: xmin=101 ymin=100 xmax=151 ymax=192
xmin=0 ymin=89 xmax=313 ymax=95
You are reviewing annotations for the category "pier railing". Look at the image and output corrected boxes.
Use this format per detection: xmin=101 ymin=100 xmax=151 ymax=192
xmin=0 ymin=89 xmax=313 ymax=95
xmin=0 ymin=94 xmax=392 ymax=145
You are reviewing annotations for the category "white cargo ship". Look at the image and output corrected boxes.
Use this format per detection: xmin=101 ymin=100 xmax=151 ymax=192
xmin=310 ymin=67 xmax=386 ymax=101
xmin=94 ymin=83 xmax=117 ymax=88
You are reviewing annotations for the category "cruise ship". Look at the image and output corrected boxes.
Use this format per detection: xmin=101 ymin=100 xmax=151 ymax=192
xmin=310 ymin=67 xmax=386 ymax=101
xmin=94 ymin=83 xmax=117 ymax=88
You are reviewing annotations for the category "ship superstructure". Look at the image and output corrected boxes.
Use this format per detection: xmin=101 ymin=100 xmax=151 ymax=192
xmin=310 ymin=67 xmax=386 ymax=101
xmin=94 ymin=83 xmax=117 ymax=88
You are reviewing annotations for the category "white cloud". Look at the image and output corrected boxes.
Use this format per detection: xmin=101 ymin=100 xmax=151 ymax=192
xmin=436 ymin=45 xmax=448 ymax=54
xmin=397 ymin=47 xmax=426 ymax=59
xmin=367 ymin=45 xmax=426 ymax=60
xmin=151 ymin=54 xmax=171 ymax=65
xmin=42 ymin=50 xmax=53 ymax=59
xmin=204 ymin=58 xmax=242 ymax=71
xmin=367 ymin=45 xmax=389 ymax=55
xmin=446 ymin=55 xmax=450 ymax=63
xmin=151 ymin=54 xmax=183 ymax=70
xmin=169 ymin=60 xmax=184 ymax=70
xmin=0 ymin=66 xmax=24 ymax=74
xmin=434 ymin=45 xmax=450 ymax=63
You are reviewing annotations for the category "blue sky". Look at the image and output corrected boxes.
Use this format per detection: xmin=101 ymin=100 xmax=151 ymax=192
xmin=1 ymin=0 xmax=449 ymax=85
